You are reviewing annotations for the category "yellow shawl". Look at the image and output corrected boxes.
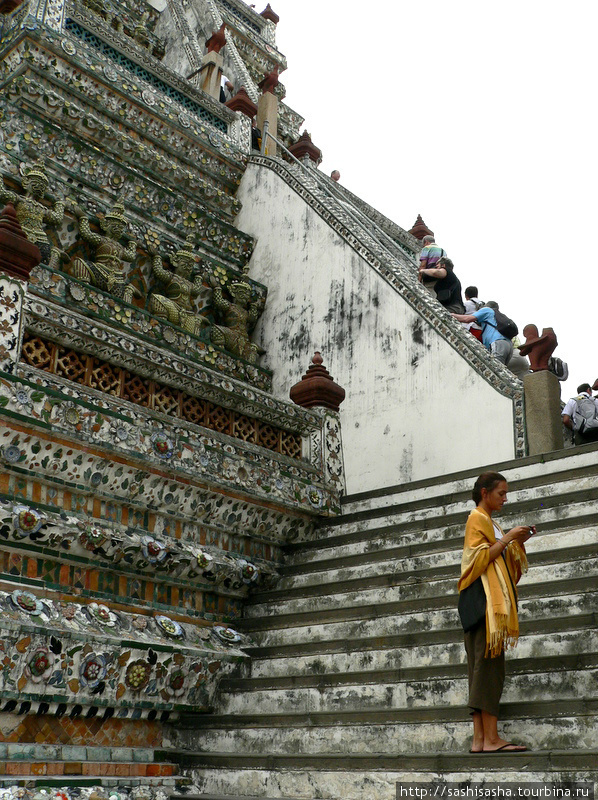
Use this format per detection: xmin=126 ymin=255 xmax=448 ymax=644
xmin=458 ymin=507 xmax=528 ymax=657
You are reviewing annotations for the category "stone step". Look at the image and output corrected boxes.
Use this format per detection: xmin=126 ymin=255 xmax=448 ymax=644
xmin=339 ymin=444 xmax=598 ymax=517
xmin=180 ymin=697 xmax=597 ymax=732
xmin=210 ymin=667 xmax=597 ymax=717
xmin=284 ymin=499 xmax=598 ymax=570
xmin=168 ymin=750 xmax=598 ymax=800
xmin=173 ymin=707 xmax=597 ymax=754
xmin=247 ymin=624 xmax=598 ymax=678
xmin=221 ymin=651 xmax=598 ymax=693
xmin=290 ymin=487 xmax=598 ymax=560
xmin=241 ymin=556 xmax=598 ymax=627
xmin=171 ymin=795 xmax=306 ymax=800
xmin=252 ymin=532 xmax=597 ymax=598
xmin=241 ymin=592 xmax=595 ymax=650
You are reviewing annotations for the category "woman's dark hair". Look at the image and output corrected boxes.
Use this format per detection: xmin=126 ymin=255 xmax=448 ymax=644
xmin=472 ymin=471 xmax=506 ymax=505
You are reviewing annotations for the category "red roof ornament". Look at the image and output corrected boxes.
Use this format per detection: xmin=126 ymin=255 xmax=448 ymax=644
xmin=289 ymin=352 xmax=345 ymax=412
xmin=205 ymin=23 xmax=227 ymax=54
xmin=288 ymin=131 xmax=322 ymax=164
xmin=225 ymin=87 xmax=258 ymax=118
xmin=408 ymin=214 xmax=434 ymax=240
xmin=260 ymin=4 xmax=279 ymax=24
xmin=0 ymin=202 xmax=41 ymax=281
xmin=258 ymin=67 xmax=279 ymax=95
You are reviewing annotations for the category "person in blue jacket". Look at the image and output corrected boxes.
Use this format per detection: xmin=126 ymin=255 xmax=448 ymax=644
xmin=453 ymin=301 xmax=513 ymax=365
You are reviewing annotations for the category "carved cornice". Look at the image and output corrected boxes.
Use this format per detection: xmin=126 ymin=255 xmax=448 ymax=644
xmin=0 ymin=495 xmax=278 ymax=596
xmin=27 ymin=267 xmax=271 ymax=389
xmin=65 ymin=1 xmax=236 ymax=128
xmin=0 ymin=385 xmax=317 ymax=546
xmin=0 ymin=586 xmax=249 ymax=717
xmin=23 ymin=293 xmax=322 ymax=435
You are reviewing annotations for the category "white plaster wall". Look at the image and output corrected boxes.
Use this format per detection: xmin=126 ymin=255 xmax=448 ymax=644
xmin=236 ymin=165 xmax=517 ymax=494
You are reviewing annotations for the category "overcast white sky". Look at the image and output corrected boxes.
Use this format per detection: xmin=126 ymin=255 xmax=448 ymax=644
xmin=271 ymin=0 xmax=596 ymax=398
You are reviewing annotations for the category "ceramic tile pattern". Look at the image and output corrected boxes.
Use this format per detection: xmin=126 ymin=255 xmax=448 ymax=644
xmin=0 ymin=716 xmax=163 ymax=747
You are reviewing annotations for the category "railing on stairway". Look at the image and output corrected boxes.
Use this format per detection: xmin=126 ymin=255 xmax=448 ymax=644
xmin=258 ymin=124 xmax=418 ymax=268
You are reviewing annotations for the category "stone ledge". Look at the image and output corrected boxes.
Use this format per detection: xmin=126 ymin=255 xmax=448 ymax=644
xmin=244 ymin=613 xmax=597 ymax=659
xmin=163 ymin=747 xmax=598 ymax=770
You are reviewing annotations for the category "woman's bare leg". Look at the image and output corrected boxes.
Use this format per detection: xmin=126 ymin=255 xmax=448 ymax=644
xmin=471 ymin=712 xmax=484 ymax=752
xmin=481 ymin=711 xmax=526 ymax=751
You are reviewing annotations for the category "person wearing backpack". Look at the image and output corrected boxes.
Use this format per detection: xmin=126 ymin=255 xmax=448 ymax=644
xmin=420 ymin=257 xmax=465 ymax=313
xmin=562 ymin=384 xmax=598 ymax=444
xmin=418 ymin=235 xmax=447 ymax=297
xmin=452 ymin=301 xmax=516 ymax=366
xmin=463 ymin=286 xmax=484 ymax=341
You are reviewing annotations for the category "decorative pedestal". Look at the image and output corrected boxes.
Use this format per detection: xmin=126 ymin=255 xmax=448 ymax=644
xmin=257 ymin=92 xmax=278 ymax=156
xmin=523 ymin=370 xmax=563 ymax=455
xmin=289 ymin=131 xmax=322 ymax=165
xmin=199 ymin=51 xmax=224 ymax=99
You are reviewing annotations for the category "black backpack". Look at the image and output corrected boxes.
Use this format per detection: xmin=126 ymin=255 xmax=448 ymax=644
xmin=485 ymin=309 xmax=518 ymax=340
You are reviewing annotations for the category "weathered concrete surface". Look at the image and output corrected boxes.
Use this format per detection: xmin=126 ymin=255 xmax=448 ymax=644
xmin=235 ymin=163 xmax=518 ymax=494
xmin=523 ymin=370 xmax=564 ymax=455
xmin=169 ymin=446 xmax=598 ymax=800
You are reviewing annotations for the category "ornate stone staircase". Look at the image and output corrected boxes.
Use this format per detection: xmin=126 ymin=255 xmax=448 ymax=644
xmin=164 ymin=444 xmax=598 ymax=799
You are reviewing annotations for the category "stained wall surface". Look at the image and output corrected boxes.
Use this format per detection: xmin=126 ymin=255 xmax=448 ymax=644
xmin=236 ymin=164 xmax=518 ymax=494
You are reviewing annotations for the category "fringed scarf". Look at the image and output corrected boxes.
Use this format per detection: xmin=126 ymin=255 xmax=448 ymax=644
xmin=458 ymin=507 xmax=528 ymax=657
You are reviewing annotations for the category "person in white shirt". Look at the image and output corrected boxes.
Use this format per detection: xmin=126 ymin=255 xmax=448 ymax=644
xmin=562 ymin=384 xmax=598 ymax=444
xmin=220 ymin=75 xmax=234 ymax=103
xmin=463 ymin=286 xmax=484 ymax=341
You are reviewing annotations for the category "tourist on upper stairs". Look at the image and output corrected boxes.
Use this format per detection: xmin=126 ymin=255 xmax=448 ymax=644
xmin=464 ymin=286 xmax=484 ymax=315
xmin=418 ymin=235 xmax=447 ymax=297
xmin=463 ymin=286 xmax=484 ymax=341
xmin=562 ymin=384 xmax=598 ymax=444
xmin=220 ymin=75 xmax=234 ymax=103
xmin=506 ymin=341 xmax=531 ymax=380
xmin=419 ymin=257 xmax=465 ymax=313
xmin=330 ymin=170 xmax=341 ymax=182
xmin=452 ymin=301 xmax=513 ymax=366
xmin=458 ymin=472 xmax=532 ymax=753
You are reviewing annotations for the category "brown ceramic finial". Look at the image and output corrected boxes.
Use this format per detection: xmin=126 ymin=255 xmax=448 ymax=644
xmin=225 ymin=87 xmax=258 ymax=118
xmin=518 ymin=324 xmax=558 ymax=372
xmin=260 ymin=4 xmax=279 ymax=24
xmin=408 ymin=214 xmax=434 ymax=241
xmin=288 ymin=131 xmax=322 ymax=164
xmin=258 ymin=67 xmax=279 ymax=95
xmin=0 ymin=203 xmax=42 ymax=281
xmin=289 ymin=352 xmax=346 ymax=412
xmin=205 ymin=23 xmax=227 ymax=53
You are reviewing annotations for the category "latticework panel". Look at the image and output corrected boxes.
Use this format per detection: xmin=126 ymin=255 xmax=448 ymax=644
xmin=181 ymin=395 xmax=207 ymax=426
xmin=122 ymin=372 xmax=151 ymax=407
xmin=55 ymin=346 xmax=87 ymax=384
xmin=281 ymin=430 xmax=302 ymax=459
xmin=89 ymin=358 xmax=121 ymax=396
xmin=154 ymin=384 xmax=180 ymax=416
xmin=19 ymin=333 xmax=303 ymax=459
xmin=205 ymin=402 xmax=232 ymax=435
xmin=20 ymin=336 xmax=54 ymax=371
xmin=232 ymin=413 xmax=257 ymax=444
xmin=257 ymin=424 xmax=280 ymax=452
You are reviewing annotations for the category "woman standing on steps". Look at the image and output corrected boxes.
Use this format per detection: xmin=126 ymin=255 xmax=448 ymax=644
xmin=458 ymin=472 xmax=533 ymax=753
